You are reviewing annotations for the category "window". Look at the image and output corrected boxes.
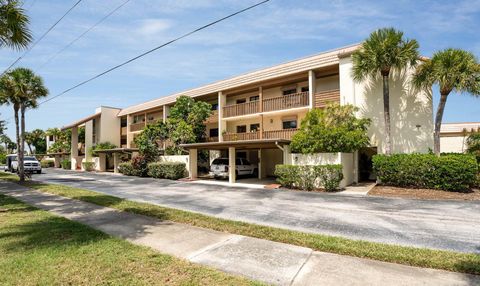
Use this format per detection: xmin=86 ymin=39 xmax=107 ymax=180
xmin=301 ymin=86 xmax=309 ymax=92
xmin=133 ymin=115 xmax=145 ymax=124
xmin=121 ymin=117 xmax=127 ymax=127
xmin=282 ymin=88 xmax=297 ymax=96
xmin=249 ymin=95 xmax=259 ymax=101
xmin=282 ymin=120 xmax=297 ymax=129
xmin=250 ymin=123 xmax=260 ymax=132
xmin=212 ymin=158 xmax=228 ymax=165
xmin=211 ymin=103 xmax=218 ymax=110
xmin=48 ymin=135 xmax=54 ymax=141
xmin=209 ymin=128 xmax=219 ymax=138
xmin=236 ymin=98 xmax=246 ymax=104
xmin=236 ymin=125 xmax=247 ymax=133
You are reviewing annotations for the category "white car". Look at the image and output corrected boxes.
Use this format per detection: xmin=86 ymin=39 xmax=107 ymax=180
xmin=210 ymin=157 xmax=257 ymax=179
xmin=10 ymin=155 xmax=42 ymax=174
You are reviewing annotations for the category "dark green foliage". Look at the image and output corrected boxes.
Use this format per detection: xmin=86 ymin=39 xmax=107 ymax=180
xmin=466 ymin=131 xmax=480 ymax=164
xmin=61 ymin=159 xmax=70 ymax=170
xmin=274 ymin=164 xmax=343 ymax=192
xmin=291 ymin=104 xmax=371 ymax=153
xmin=82 ymin=162 xmax=95 ymax=172
xmin=372 ymin=154 xmax=478 ymax=192
xmin=131 ymin=155 xmax=149 ymax=177
xmin=90 ymin=142 xmax=117 ymax=157
xmin=147 ymin=162 xmax=187 ymax=180
xmin=118 ymin=162 xmax=136 ymax=176
xmin=0 ymin=153 xmax=5 ymax=164
xmin=134 ymin=123 xmax=168 ymax=161
xmin=40 ymin=160 xmax=54 ymax=168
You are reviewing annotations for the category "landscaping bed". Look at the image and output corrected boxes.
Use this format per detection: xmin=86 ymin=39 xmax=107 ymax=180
xmin=369 ymin=185 xmax=480 ymax=201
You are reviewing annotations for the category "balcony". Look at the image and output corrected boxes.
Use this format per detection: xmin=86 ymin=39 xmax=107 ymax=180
xmin=205 ymin=110 xmax=218 ymax=124
xmin=223 ymin=101 xmax=259 ymax=118
xmin=314 ymin=89 xmax=340 ymax=108
xmin=130 ymin=122 xmax=145 ymax=132
xmin=121 ymin=126 xmax=127 ymax=135
xmin=222 ymin=129 xmax=298 ymax=141
xmin=263 ymin=92 xmax=309 ymax=113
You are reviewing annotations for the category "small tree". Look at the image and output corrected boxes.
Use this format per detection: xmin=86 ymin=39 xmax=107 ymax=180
xmin=134 ymin=123 xmax=168 ymax=161
xmin=466 ymin=129 xmax=480 ymax=163
xmin=291 ymin=103 xmax=371 ymax=154
xmin=25 ymin=128 xmax=46 ymax=154
xmin=168 ymin=96 xmax=212 ymax=143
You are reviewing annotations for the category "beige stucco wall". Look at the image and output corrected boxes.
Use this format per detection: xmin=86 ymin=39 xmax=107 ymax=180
xmin=339 ymin=57 xmax=433 ymax=154
xmin=96 ymin=106 xmax=121 ymax=146
xmin=440 ymin=135 xmax=468 ymax=153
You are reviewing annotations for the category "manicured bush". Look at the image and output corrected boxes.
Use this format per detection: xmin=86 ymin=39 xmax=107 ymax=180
xmin=40 ymin=160 xmax=54 ymax=168
xmin=131 ymin=155 xmax=149 ymax=177
xmin=372 ymin=154 xmax=478 ymax=192
xmin=0 ymin=153 xmax=6 ymax=165
xmin=82 ymin=161 xmax=96 ymax=172
xmin=147 ymin=162 xmax=186 ymax=180
xmin=118 ymin=162 xmax=136 ymax=176
xmin=275 ymin=164 xmax=343 ymax=191
xmin=61 ymin=159 xmax=71 ymax=170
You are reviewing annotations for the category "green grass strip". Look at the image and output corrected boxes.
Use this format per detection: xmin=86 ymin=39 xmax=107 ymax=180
xmin=0 ymin=193 xmax=262 ymax=285
xmin=1 ymin=172 xmax=479 ymax=275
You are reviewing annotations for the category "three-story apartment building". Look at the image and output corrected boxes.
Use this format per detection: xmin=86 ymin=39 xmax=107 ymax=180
xmin=59 ymin=44 xmax=433 ymax=184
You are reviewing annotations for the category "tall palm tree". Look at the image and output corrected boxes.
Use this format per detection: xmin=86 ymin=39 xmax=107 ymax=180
xmin=352 ymin=28 xmax=420 ymax=154
xmin=413 ymin=49 xmax=480 ymax=155
xmin=0 ymin=68 xmax=48 ymax=181
xmin=0 ymin=0 xmax=32 ymax=50
xmin=25 ymin=128 xmax=45 ymax=154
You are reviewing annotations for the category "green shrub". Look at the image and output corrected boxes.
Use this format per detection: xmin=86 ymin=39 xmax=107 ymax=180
xmin=0 ymin=153 xmax=7 ymax=164
xmin=131 ymin=155 xmax=149 ymax=177
xmin=82 ymin=161 xmax=96 ymax=172
xmin=118 ymin=162 xmax=136 ymax=176
xmin=275 ymin=164 xmax=343 ymax=191
xmin=147 ymin=162 xmax=186 ymax=180
xmin=61 ymin=159 xmax=71 ymax=170
xmin=372 ymin=154 xmax=478 ymax=192
xmin=40 ymin=160 xmax=54 ymax=168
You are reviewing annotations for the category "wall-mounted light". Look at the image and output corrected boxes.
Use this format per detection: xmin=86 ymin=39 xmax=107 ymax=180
xmin=270 ymin=119 xmax=273 ymax=124
xmin=415 ymin=124 xmax=421 ymax=130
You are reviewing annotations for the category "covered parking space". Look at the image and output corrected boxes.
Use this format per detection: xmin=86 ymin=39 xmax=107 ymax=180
xmin=94 ymin=148 xmax=138 ymax=173
xmin=180 ymin=139 xmax=291 ymax=184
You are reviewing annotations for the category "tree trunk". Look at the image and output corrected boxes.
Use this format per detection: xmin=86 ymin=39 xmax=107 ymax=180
xmin=14 ymin=105 xmax=25 ymax=181
xmin=382 ymin=74 xmax=392 ymax=155
xmin=27 ymin=143 xmax=33 ymax=154
xmin=434 ymin=93 xmax=449 ymax=156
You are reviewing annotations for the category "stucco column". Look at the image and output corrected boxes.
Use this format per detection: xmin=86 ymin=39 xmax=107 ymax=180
xmin=126 ymin=115 xmax=133 ymax=148
xmin=163 ymin=105 xmax=170 ymax=123
xmin=257 ymin=149 xmax=262 ymax=179
xmin=70 ymin=126 xmax=78 ymax=170
xmin=228 ymin=147 xmax=236 ymax=184
xmin=218 ymin=91 xmax=226 ymax=142
xmin=98 ymin=153 xmax=107 ymax=172
xmin=54 ymin=155 xmax=61 ymax=168
xmin=113 ymin=153 xmax=119 ymax=173
xmin=283 ymin=145 xmax=292 ymax=165
xmin=189 ymin=148 xmax=198 ymax=179
xmin=308 ymin=70 xmax=316 ymax=109
xmin=85 ymin=120 xmax=94 ymax=162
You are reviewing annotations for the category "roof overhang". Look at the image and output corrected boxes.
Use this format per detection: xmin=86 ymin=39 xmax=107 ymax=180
xmin=180 ymin=139 xmax=291 ymax=150
xmin=61 ymin=113 xmax=101 ymax=131
xmin=94 ymin=148 xmax=139 ymax=154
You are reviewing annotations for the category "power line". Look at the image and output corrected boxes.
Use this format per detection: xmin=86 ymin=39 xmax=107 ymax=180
xmin=37 ymin=0 xmax=131 ymax=71
xmin=1 ymin=0 xmax=83 ymax=75
xmin=36 ymin=0 xmax=270 ymax=107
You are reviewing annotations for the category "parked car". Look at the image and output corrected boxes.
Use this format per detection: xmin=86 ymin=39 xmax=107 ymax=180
xmin=210 ymin=157 xmax=257 ymax=179
xmin=10 ymin=155 xmax=42 ymax=174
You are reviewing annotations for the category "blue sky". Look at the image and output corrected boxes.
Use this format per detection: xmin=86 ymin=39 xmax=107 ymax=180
xmin=0 ymin=0 xmax=479 ymax=138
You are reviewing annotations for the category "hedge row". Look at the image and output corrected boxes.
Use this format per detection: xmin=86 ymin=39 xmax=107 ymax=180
xmin=274 ymin=164 xmax=343 ymax=191
xmin=119 ymin=161 xmax=186 ymax=180
xmin=40 ymin=160 xmax=55 ymax=168
xmin=372 ymin=154 xmax=478 ymax=192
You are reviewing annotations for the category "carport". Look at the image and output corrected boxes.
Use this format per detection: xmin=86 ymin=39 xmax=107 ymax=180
xmin=180 ymin=139 xmax=291 ymax=184
xmin=94 ymin=148 xmax=138 ymax=173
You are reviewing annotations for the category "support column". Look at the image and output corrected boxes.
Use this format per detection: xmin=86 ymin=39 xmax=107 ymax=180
xmin=228 ymin=147 xmax=236 ymax=184
xmin=257 ymin=149 xmax=262 ymax=179
xmin=259 ymin=87 xmax=264 ymax=139
xmin=189 ymin=148 xmax=198 ymax=179
xmin=308 ymin=70 xmax=316 ymax=109
xmin=283 ymin=145 xmax=292 ymax=165
xmin=163 ymin=105 xmax=170 ymax=123
xmin=85 ymin=120 xmax=94 ymax=162
xmin=126 ymin=115 xmax=133 ymax=148
xmin=98 ymin=153 xmax=107 ymax=172
xmin=218 ymin=91 xmax=226 ymax=142
xmin=113 ymin=153 xmax=119 ymax=174
xmin=70 ymin=126 xmax=78 ymax=170
xmin=54 ymin=155 xmax=61 ymax=168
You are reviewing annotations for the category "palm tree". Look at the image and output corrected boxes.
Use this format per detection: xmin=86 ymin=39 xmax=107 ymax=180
xmin=25 ymin=128 xmax=45 ymax=154
xmin=0 ymin=0 xmax=32 ymax=50
xmin=352 ymin=28 xmax=420 ymax=154
xmin=0 ymin=134 xmax=13 ymax=152
xmin=0 ymin=68 xmax=48 ymax=181
xmin=413 ymin=49 xmax=480 ymax=155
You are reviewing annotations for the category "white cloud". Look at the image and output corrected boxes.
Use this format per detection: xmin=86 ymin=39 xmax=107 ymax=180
xmin=136 ymin=19 xmax=172 ymax=36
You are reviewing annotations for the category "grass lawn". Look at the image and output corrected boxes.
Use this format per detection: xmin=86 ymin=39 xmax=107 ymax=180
xmin=0 ymin=194 xmax=262 ymax=285
xmin=1 ymin=172 xmax=479 ymax=276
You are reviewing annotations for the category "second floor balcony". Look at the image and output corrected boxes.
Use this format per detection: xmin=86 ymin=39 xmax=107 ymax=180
xmin=222 ymin=128 xmax=299 ymax=141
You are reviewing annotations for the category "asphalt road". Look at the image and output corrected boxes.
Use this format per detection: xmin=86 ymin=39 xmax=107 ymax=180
xmin=32 ymin=169 xmax=480 ymax=254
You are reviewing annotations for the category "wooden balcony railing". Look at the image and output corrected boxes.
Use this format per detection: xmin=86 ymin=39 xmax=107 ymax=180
xmin=121 ymin=126 xmax=127 ymax=135
xmin=223 ymin=131 xmax=260 ymax=141
xmin=129 ymin=122 xmax=145 ymax=132
xmin=314 ymin=89 xmax=340 ymax=108
xmin=206 ymin=136 xmax=219 ymax=142
xmin=263 ymin=128 xmax=298 ymax=140
xmin=223 ymin=101 xmax=259 ymax=118
xmin=205 ymin=110 xmax=218 ymax=123
xmin=263 ymin=92 xmax=309 ymax=112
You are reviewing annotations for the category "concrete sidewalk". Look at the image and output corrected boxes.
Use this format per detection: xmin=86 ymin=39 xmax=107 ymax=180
xmin=0 ymin=181 xmax=478 ymax=286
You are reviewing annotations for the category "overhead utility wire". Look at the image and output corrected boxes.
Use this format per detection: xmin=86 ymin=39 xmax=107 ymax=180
xmin=1 ymin=0 xmax=83 ymax=75
xmin=36 ymin=0 xmax=270 ymax=107
xmin=37 ymin=0 xmax=131 ymax=70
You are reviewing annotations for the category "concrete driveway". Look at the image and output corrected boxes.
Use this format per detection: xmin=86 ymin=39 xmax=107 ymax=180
xmin=33 ymin=169 xmax=480 ymax=254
